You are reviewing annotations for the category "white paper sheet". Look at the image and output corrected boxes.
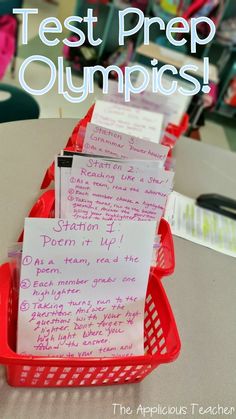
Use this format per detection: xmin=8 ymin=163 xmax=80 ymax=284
xmin=82 ymin=123 xmax=169 ymax=164
xmin=91 ymin=100 xmax=164 ymax=143
xmin=164 ymin=192 xmax=236 ymax=258
xmin=64 ymin=155 xmax=173 ymax=221
xmin=17 ymin=218 xmax=156 ymax=357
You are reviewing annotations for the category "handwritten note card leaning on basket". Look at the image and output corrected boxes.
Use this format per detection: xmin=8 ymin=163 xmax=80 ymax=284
xmin=17 ymin=218 xmax=156 ymax=358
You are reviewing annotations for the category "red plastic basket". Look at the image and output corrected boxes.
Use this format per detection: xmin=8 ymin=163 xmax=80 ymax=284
xmin=0 ymin=219 xmax=180 ymax=387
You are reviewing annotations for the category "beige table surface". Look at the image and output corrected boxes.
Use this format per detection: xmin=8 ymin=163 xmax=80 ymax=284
xmin=0 ymin=119 xmax=235 ymax=419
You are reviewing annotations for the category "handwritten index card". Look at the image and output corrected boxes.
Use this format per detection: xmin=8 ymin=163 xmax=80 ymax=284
xmin=65 ymin=155 xmax=174 ymax=221
xmin=82 ymin=123 xmax=169 ymax=164
xmin=17 ymin=218 xmax=156 ymax=357
xmin=91 ymin=100 xmax=164 ymax=143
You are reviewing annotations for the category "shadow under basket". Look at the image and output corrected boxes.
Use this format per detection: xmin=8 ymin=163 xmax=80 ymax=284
xmin=0 ymin=220 xmax=181 ymax=387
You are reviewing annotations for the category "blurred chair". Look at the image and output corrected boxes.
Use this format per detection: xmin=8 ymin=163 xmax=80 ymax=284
xmin=0 ymin=84 xmax=40 ymax=123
